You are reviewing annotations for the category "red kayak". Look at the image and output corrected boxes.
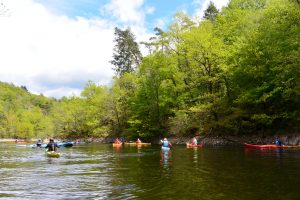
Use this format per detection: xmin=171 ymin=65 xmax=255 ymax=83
xmin=186 ymin=143 xmax=203 ymax=148
xmin=244 ymin=143 xmax=300 ymax=148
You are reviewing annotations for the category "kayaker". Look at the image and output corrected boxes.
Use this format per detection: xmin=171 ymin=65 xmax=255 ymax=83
xmin=45 ymin=139 xmax=59 ymax=152
xmin=114 ymin=138 xmax=122 ymax=144
xmin=191 ymin=137 xmax=198 ymax=145
xmin=36 ymin=139 xmax=42 ymax=147
xmin=275 ymin=138 xmax=282 ymax=146
xmin=136 ymin=138 xmax=142 ymax=143
xmin=161 ymin=138 xmax=172 ymax=148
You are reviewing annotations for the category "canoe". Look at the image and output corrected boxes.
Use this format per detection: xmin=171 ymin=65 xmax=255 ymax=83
xmin=46 ymin=150 xmax=60 ymax=158
xmin=244 ymin=143 xmax=300 ymax=148
xmin=186 ymin=143 xmax=203 ymax=148
xmin=161 ymin=146 xmax=171 ymax=151
xmin=124 ymin=142 xmax=151 ymax=146
xmin=112 ymin=143 xmax=122 ymax=147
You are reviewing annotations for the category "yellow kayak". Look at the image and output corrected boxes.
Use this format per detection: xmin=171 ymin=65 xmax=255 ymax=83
xmin=124 ymin=142 xmax=151 ymax=146
xmin=46 ymin=150 xmax=60 ymax=158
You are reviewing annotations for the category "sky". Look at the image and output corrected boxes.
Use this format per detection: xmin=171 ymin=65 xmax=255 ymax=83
xmin=0 ymin=0 xmax=229 ymax=98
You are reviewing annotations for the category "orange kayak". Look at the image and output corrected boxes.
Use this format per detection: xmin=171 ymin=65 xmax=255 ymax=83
xmin=112 ymin=143 xmax=122 ymax=147
xmin=186 ymin=143 xmax=203 ymax=148
xmin=244 ymin=143 xmax=300 ymax=148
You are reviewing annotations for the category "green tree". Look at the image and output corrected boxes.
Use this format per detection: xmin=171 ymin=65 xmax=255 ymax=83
xmin=203 ymin=1 xmax=219 ymax=21
xmin=231 ymin=0 xmax=300 ymax=133
xmin=128 ymin=52 xmax=177 ymax=139
xmin=110 ymin=27 xmax=142 ymax=76
xmin=81 ymin=81 xmax=111 ymax=137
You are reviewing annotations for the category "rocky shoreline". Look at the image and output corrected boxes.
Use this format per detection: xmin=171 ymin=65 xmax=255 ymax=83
xmin=1 ymin=134 xmax=299 ymax=146
xmin=167 ymin=134 xmax=300 ymax=146
xmin=79 ymin=133 xmax=300 ymax=146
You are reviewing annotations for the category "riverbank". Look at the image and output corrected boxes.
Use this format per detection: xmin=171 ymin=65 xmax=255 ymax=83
xmin=166 ymin=134 xmax=300 ymax=146
xmin=1 ymin=134 xmax=299 ymax=146
xmin=76 ymin=133 xmax=300 ymax=146
xmin=0 ymin=138 xmax=33 ymax=143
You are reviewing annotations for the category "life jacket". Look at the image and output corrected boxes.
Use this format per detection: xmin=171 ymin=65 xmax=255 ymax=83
xmin=162 ymin=140 xmax=169 ymax=147
xmin=48 ymin=143 xmax=56 ymax=151
xmin=275 ymin=140 xmax=282 ymax=146
xmin=193 ymin=139 xmax=198 ymax=145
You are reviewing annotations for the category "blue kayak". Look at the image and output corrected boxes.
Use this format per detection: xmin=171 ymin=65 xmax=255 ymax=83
xmin=58 ymin=142 xmax=73 ymax=147
xmin=31 ymin=142 xmax=73 ymax=148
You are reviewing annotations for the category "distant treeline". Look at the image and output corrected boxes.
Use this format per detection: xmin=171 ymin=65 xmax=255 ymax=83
xmin=0 ymin=0 xmax=299 ymax=140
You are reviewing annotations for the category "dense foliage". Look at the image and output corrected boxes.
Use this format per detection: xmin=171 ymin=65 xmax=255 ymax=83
xmin=0 ymin=0 xmax=299 ymax=140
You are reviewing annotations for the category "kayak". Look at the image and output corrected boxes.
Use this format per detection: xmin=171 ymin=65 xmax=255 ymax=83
xmin=30 ymin=144 xmax=47 ymax=148
xmin=58 ymin=142 xmax=73 ymax=147
xmin=124 ymin=142 xmax=151 ymax=146
xmin=186 ymin=143 xmax=203 ymax=148
xmin=112 ymin=143 xmax=122 ymax=147
xmin=161 ymin=146 xmax=171 ymax=151
xmin=244 ymin=143 xmax=300 ymax=148
xmin=46 ymin=150 xmax=60 ymax=158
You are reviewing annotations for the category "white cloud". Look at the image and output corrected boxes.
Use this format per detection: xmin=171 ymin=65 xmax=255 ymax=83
xmin=101 ymin=0 xmax=153 ymax=26
xmin=0 ymin=0 xmax=233 ymax=99
xmin=0 ymin=0 xmax=153 ymax=98
xmin=193 ymin=0 xmax=229 ymax=19
xmin=43 ymin=87 xmax=83 ymax=98
xmin=155 ymin=18 xmax=167 ymax=29
xmin=102 ymin=0 xmax=144 ymax=24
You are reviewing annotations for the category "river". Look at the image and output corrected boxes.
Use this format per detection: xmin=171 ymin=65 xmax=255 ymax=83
xmin=0 ymin=143 xmax=299 ymax=200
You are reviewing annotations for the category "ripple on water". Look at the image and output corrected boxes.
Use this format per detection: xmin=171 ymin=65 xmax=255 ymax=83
xmin=1 ymin=144 xmax=300 ymax=199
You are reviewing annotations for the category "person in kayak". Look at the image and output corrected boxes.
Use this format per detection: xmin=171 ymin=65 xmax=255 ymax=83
xmin=161 ymin=138 xmax=172 ymax=148
xmin=114 ymin=138 xmax=122 ymax=144
xmin=36 ymin=139 xmax=42 ymax=147
xmin=191 ymin=137 xmax=198 ymax=145
xmin=45 ymin=139 xmax=59 ymax=151
xmin=275 ymin=138 xmax=282 ymax=146
xmin=136 ymin=138 xmax=142 ymax=143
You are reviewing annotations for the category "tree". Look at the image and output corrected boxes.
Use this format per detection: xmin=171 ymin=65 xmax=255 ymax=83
xmin=203 ymin=1 xmax=219 ymax=21
xmin=229 ymin=0 xmax=300 ymax=133
xmin=128 ymin=53 xmax=176 ymax=138
xmin=110 ymin=27 xmax=142 ymax=76
xmin=81 ymin=81 xmax=111 ymax=137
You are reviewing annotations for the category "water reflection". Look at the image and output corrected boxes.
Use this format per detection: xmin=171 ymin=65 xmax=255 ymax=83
xmin=160 ymin=148 xmax=172 ymax=168
xmin=112 ymin=145 xmax=122 ymax=153
xmin=1 ymin=144 xmax=300 ymax=199
xmin=193 ymin=148 xmax=198 ymax=163
xmin=244 ymin=147 xmax=285 ymax=163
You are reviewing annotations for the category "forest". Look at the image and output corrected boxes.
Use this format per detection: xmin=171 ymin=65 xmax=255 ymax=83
xmin=0 ymin=0 xmax=299 ymax=140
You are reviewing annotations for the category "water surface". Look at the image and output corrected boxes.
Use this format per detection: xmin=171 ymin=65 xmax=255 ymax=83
xmin=0 ymin=143 xmax=299 ymax=199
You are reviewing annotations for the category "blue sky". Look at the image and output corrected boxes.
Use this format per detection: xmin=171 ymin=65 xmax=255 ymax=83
xmin=35 ymin=0 xmax=202 ymax=26
xmin=0 ymin=0 xmax=229 ymax=98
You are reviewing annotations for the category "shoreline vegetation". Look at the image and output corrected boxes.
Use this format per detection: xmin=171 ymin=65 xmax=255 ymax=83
xmin=0 ymin=0 xmax=299 ymax=141
xmin=2 ymin=134 xmax=299 ymax=146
